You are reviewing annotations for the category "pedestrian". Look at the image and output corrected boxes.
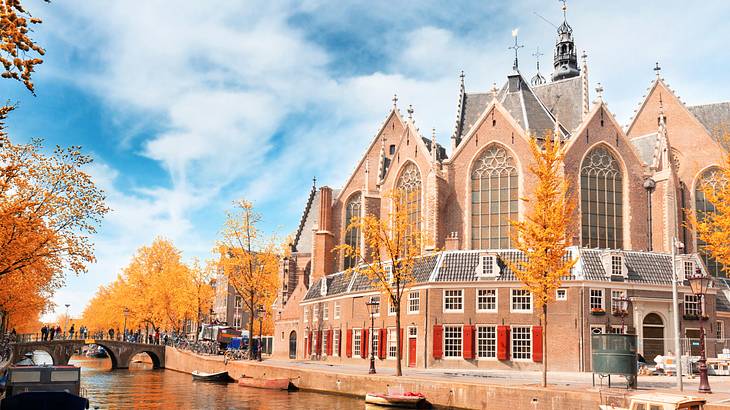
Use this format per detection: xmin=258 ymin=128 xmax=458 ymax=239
xmin=108 ymin=328 xmax=114 ymax=340
xmin=69 ymin=324 xmax=75 ymax=339
xmin=49 ymin=326 xmax=56 ymax=340
xmin=41 ymin=325 xmax=47 ymax=341
xmin=56 ymin=325 xmax=61 ymax=339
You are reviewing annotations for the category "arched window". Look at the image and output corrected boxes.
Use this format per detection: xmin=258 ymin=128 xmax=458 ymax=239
xmin=471 ymin=144 xmax=518 ymax=249
xmin=695 ymin=168 xmax=725 ymax=276
xmin=344 ymin=193 xmax=361 ymax=269
xmin=397 ymin=163 xmax=422 ymax=242
xmin=580 ymin=146 xmax=623 ymax=249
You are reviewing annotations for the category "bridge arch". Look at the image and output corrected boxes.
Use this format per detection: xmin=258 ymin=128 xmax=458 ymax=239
xmin=11 ymin=340 xmax=165 ymax=370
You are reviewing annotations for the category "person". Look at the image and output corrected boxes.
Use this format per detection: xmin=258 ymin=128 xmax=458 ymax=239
xmin=41 ymin=325 xmax=47 ymax=341
xmin=10 ymin=328 xmax=16 ymax=337
xmin=108 ymin=328 xmax=114 ymax=340
xmin=49 ymin=326 xmax=56 ymax=340
xmin=69 ymin=324 xmax=75 ymax=339
xmin=56 ymin=325 xmax=61 ymax=339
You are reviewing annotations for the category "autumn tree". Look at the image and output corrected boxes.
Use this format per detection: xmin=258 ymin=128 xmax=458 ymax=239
xmin=188 ymin=258 xmax=214 ymax=340
xmin=336 ymin=189 xmax=423 ymax=377
xmin=687 ymin=151 xmax=730 ymax=274
xmin=507 ymin=133 xmax=577 ymax=388
xmin=216 ymin=200 xmax=279 ymax=357
xmin=0 ymin=0 xmax=48 ymax=94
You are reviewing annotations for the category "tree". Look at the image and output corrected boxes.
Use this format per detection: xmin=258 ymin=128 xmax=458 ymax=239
xmin=507 ymin=133 xmax=577 ymax=387
xmin=335 ymin=189 xmax=423 ymax=377
xmin=188 ymin=258 xmax=214 ymax=340
xmin=688 ymin=152 xmax=730 ymax=273
xmin=216 ymin=200 xmax=279 ymax=358
xmin=0 ymin=0 xmax=48 ymax=94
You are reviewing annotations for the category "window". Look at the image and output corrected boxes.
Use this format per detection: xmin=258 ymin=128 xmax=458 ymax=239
xmin=511 ymin=326 xmax=532 ymax=360
xmin=334 ymin=302 xmax=340 ymax=319
xmin=234 ymin=295 xmax=242 ymax=308
xmin=482 ymin=255 xmax=495 ymax=276
xmin=443 ymin=325 xmax=463 ymax=358
xmin=344 ymin=193 xmax=362 ymax=269
xmin=610 ymin=325 xmax=624 ymax=334
xmin=389 ymin=298 xmax=397 ymax=315
xmin=408 ymin=291 xmax=420 ymax=314
xmin=511 ymin=289 xmax=532 ymax=312
xmin=590 ymin=325 xmax=605 ymax=335
xmin=333 ymin=329 xmax=340 ymax=357
xmin=556 ymin=288 xmax=567 ymax=301
xmin=471 ymin=144 xmax=518 ymax=249
xmin=388 ymin=328 xmax=398 ymax=359
xmin=477 ymin=325 xmax=497 ymax=359
xmin=322 ymin=331 xmax=328 ymax=356
xmin=389 ymin=144 xmax=396 ymax=155
xmin=581 ymin=146 xmax=623 ymax=249
xmin=370 ymin=296 xmax=380 ymax=316
xmin=611 ymin=255 xmax=623 ymax=276
xmin=684 ymin=260 xmax=695 ymax=279
xmin=353 ymin=329 xmax=362 ymax=357
xmin=611 ymin=290 xmax=626 ymax=313
xmin=695 ymin=167 xmax=726 ymax=276
xmin=233 ymin=314 xmax=242 ymax=329
xmin=313 ymin=305 xmax=319 ymax=322
xmin=477 ymin=289 xmax=497 ymax=312
xmin=684 ymin=294 xmax=702 ymax=317
xmin=443 ymin=289 xmax=464 ymax=312
xmin=303 ymin=306 xmax=308 ymax=323
xmin=323 ymin=304 xmax=329 ymax=320
xmin=717 ymin=321 xmax=724 ymax=340
xmin=590 ymin=289 xmax=604 ymax=310
xmin=397 ymin=163 xmax=422 ymax=244
xmin=370 ymin=328 xmax=379 ymax=357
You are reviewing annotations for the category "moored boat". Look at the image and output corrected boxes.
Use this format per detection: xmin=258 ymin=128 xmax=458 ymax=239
xmin=365 ymin=392 xmax=426 ymax=408
xmin=238 ymin=375 xmax=293 ymax=391
xmin=0 ymin=364 xmax=89 ymax=410
xmin=191 ymin=370 xmax=231 ymax=382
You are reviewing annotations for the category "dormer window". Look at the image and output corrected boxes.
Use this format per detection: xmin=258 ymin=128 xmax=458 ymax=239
xmin=320 ymin=278 xmax=328 ymax=296
xmin=611 ymin=255 xmax=622 ymax=276
xmin=675 ymin=255 xmax=697 ymax=281
xmin=683 ymin=260 xmax=695 ymax=281
xmin=476 ymin=253 xmax=500 ymax=278
xmin=600 ymin=251 xmax=627 ymax=279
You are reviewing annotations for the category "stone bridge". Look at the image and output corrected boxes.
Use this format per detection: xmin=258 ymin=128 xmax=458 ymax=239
xmin=11 ymin=339 xmax=165 ymax=369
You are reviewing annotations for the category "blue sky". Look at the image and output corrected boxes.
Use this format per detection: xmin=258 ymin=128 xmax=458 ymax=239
xmin=7 ymin=0 xmax=730 ymax=319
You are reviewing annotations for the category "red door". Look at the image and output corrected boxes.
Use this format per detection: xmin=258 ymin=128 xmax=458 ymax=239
xmin=408 ymin=338 xmax=417 ymax=367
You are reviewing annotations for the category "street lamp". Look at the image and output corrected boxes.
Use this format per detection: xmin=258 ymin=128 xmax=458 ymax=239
xmin=64 ymin=304 xmax=70 ymax=340
xmin=612 ymin=295 xmax=630 ymax=334
xmin=687 ymin=268 xmax=712 ymax=394
xmin=365 ymin=297 xmax=379 ymax=374
xmin=257 ymin=305 xmax=265 ymax=361
xmin=123 ymin=308 xmax=129 ymax=342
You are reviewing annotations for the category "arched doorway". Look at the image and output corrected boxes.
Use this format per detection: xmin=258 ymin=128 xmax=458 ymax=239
xmin=289 ymin=331 xmax=297 ymax=359
xmin=643 ymin=313 xmax=665 ymax=363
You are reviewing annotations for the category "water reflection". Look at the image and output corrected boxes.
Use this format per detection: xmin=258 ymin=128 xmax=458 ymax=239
xmin=62 ymin=355 xmax=364 ymax=409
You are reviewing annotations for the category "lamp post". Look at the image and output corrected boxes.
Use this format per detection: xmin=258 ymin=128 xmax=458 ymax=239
xmin=123 ymin=308 xmax=129 ymax=342
xmin=688 ymin=268 xmax=712 ymax=394
xmin=64 ymin=304 xmax=70 ymax=340
xmin=257 ymin=305 xmax=265 ymax=361
xmin=365 ymin=297 xmax=379 ymax=374
xmin=612 ymin=295 xmax=630 ymax=334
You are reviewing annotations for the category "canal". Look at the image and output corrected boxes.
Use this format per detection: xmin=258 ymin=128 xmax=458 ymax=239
xmin=33 ymin=352 xmax=365 ymax=409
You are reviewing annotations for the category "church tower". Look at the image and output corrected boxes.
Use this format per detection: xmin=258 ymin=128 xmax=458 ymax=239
xmin=551 ymin=1 xmax=580 ymax=81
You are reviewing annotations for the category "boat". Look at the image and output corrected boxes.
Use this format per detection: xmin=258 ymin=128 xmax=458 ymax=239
xmin=238 ymin=375 xmax=294 ymax=391
xmin=365 ymin=392 xmax=426 ymax=408
xmin=0 ymin=364 xmax=90 ymax=410
xmin=191 ymin=370 xmax=231 ymax=382
xmin=85 ymin=346 xmax=108 ymax=358
xmin=599 ymin=393 xmax=706 ymax=410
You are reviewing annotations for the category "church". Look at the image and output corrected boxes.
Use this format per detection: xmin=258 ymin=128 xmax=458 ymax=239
xmin=272 ymin=6 xmax=730 ymax=372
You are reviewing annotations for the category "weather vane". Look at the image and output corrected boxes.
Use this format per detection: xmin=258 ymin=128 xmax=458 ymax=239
xmin=508 ymin=28 xmax=524 ymax=71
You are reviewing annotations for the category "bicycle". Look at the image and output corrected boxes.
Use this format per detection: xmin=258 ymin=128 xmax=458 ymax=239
xmin=223 ymin=348 xmax=249 ymax=365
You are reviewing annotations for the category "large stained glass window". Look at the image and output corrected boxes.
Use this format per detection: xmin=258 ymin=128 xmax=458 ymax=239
xmin=397 ymin=163 xmax=422 ymax=244
xmin=581 ymin=146 xmax=623 ymax=249
xmin=695 ymin=167 xmax=725 ymax=276
xmin=471 ymin=144 xmax=518 ymax=249
xmin=344 ymin=193 xmax=361 ymax=269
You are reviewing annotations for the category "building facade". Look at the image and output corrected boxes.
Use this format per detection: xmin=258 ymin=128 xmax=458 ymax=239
xmin=273 ymin=7 xmax=730 ymax=371
xmin=212 ymin=273 xmax=248 ymax=330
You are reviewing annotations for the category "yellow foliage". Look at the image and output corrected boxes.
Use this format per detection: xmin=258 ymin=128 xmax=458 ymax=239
xmin=0 ymin=0 xmax=47 ymax=94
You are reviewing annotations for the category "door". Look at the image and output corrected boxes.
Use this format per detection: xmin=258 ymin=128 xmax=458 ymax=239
xmin=289 ymin=331 xmax=297 ymax=359
xmin=686 ymin=329 xmax=701 ymax=356
xmin=642 ymin=313 xmax=665 ymax=364
xmin=408 ymin=338 xmax=416 ymax=367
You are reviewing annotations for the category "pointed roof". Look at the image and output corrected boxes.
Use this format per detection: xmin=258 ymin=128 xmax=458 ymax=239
xmin=533 ymin=75 xmax=584 ymax=132
xmin=496 ymin=73 xmax=569 ymax=139
xmin=687 ymin=102 xmax=730 ymax=149
xmin=291 ymin=181 xmax=319 ymax=253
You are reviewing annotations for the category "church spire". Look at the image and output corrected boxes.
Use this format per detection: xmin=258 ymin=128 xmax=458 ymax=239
xmin=530 ymin=47 xmax=546 ymax=86
xmin=551 ymin=0 xmax=580 ymax=81
xmin=509 ymin=28 xmax=524 ymax=72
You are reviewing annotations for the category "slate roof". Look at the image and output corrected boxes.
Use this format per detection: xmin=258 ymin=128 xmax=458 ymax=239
xmin=533 ymin=76 xmax=584 ymax=132
xmin=422 ymin=137 xmax=448 ymax=161
xmin=630 ymin=133 xmax=659 ymax=166
xmin=688 ymin=102 xmax=730 ymax=149
xmin=577 ymin=249 xmax=674 ymax=285
xmin=497 ymin=75 xmax=567 ymax=140
xmin=714 ymin=278 xmax=730 ymax=312
xmin=435 ymin=249 xmax=573 ymax=282
xmin=304 ymin=272 xmax=351 ymax=300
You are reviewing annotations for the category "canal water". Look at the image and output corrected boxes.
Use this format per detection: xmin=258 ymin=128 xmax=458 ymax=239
xmin=32 ymin=352 xmax=366 ymax=409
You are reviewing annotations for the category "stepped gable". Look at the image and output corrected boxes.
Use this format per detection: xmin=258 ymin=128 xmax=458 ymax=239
xmin=533 ymin=76 xmax=583 ymax=132
xmin=687 ymin=102 xmax=730 ymax=148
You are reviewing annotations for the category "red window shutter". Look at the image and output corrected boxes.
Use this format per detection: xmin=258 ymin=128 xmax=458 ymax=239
xmin=362 ymin=329 xmax=369 ymax=358
xmin=316 ymin=330 xmax=322 ymax=355
xmin=399 ymin=328 xmax=403 ymax=359
xmin=463 ymin=325 xmax=475 ymax=359
xmin=532 ymin=326 xmax=543 ymax=363
xmin=346 ymin=329 xmax=352 ymax=358
xmin=379 ymin=328 xmax=387 ymax=359
xmin=327 ymin=329 xmax=333 ymax=356
xmin=308 ymin=332 xmax=313 ymax=356
xmin=497 ymin=325 xmax=510 ymax=361
xmin=433 ymin=324 xmax=443 ymax=359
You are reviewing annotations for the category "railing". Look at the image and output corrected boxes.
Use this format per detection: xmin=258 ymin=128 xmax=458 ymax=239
xmin=13 ymin=332 xmax=168 ymax=345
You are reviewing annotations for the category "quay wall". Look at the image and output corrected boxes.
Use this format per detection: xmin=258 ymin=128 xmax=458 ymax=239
xmin=164 ymin=347 xmax=633 ymax=409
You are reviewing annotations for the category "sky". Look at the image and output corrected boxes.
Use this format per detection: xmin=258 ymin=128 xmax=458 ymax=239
xmin=5 ymin=0 xmax=730 ymax=320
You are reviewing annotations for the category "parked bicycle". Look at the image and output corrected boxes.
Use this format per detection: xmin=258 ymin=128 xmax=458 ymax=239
xmin=223 ymin=348 xmax=250 ymax=364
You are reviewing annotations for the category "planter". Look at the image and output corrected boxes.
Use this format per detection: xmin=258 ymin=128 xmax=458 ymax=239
xmin=591 ymin=309 xmax=606 ymax=316
xmin=683 ymin=314 xmax=709 ymax=321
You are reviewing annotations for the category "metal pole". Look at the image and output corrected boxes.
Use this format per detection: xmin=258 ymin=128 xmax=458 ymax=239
xmin=258 ymin=316 xmax=263 ymax=362
xmin=369 ymin=311 xmax=376 ymax=374
xmin=671 ymin=237 xmax=684 ymax=391
xmin=698 ymin=295 xmax=712 ymax=393
xmin=64 ymin=304 xmax=70 ymax=340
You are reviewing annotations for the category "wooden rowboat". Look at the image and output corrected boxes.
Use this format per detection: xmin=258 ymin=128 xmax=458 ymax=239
xmin=365 ymin=392 xmax=425 ymax=408
xmin=238 ymin=375 xmax=293 ymax=390
xmin=192 ymin=370 xmax=231 ymax=382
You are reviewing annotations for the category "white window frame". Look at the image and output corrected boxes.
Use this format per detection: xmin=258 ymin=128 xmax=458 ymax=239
xmin=590 ymin=289 xmax=605 ymax=310
xmin=408 ymin=291 xmax=420 ymax=314
xmin=684 ymin=294 xmax=702 ymax=317
xmin=510 ymin=289 xmax=532 ymax=313
xmin=443 ymin=325 xmax=463 ymax=359
xmin=388 ymin=298 xmax=397 ymax=316
xmin=611 ymin=290 xmax=626 ymax=313
xmin=609 ymin=325 xmax=624 ymax=335
xmin=717 ymin=321 xmax=724 ymax=340
xmin=476 ymin=254 xmax=500 ymax=278
xmin=313 ymin=304 xmax=319 ymax=322
xmin=322 ymin=330 xmax=329 ymax=356
xmin=370 ymin=328 xmax=379 ymax=357
xmin=590 ymin=325 xmax=605 ymax=335
xmin=333 ymin=329 xmax=340 ymax=357
xmin=387 ymin=328 xmax=398 ymax=359
xmin=323 ymin=304 xmax=329 ymax=321
xmin=476 ymin=324 xmax=497 ymax=359
xmin=303 ymin=306 xmax=309 ymax=323
xmin=353 ymin=328 xmax=362 ymax=358
xmin=511 ymin=325 xmax=532 ymax=361
xmin=334 ymin=302 xmax=340 ymax=319
xmin=476 ymin=288 xmax=497 ymax=312
xmin=556 ymin=288 xmax=567 ymax=301
xmin=443 ymin=289 xmax=464 ymax=313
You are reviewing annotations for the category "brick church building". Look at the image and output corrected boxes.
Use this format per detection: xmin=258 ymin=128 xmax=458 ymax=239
xmin=272 ymin=7 xmax=730 ymax=372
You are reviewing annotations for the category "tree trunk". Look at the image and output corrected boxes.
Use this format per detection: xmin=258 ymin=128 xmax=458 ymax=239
xmin=542 ymin=303 xmax=547 ymax=388
xmin=395 ymin=302 xmax=402 ymax=376
xmin=248 ymin=292 xmax=255 ymax=358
